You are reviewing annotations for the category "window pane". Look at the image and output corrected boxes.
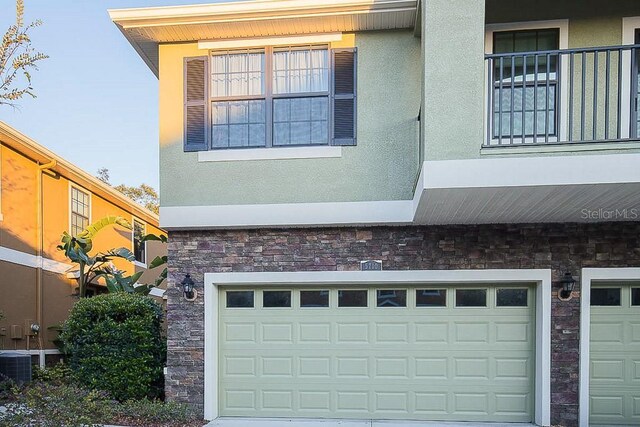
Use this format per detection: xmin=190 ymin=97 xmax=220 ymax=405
xmin=456 ymin=289 xmax=487 ymax=307
xmin=338 ymin=290 xmax=367 ymax=307
xmin=632 ymin=288 xmax=640 ymax=306
xmin=273 ymin=47 xmax=328 ymax=94
xmin=497 ymin=289 xmax=528 ymax=307
xmin=591 ymin=288 xmax=621 ymax=306
xmin=376 ymin=290 xmax=407 ymax=307
xmin=263 ymin=290 xmax=291 ymax=308
xmin=212 ymin=100 xmax=266 ymax=148
xmin=300 ymin=290 xmax=329 ymax=308
xmin=133 ymin=220 xmax=145 ymax=263
xmin=273 ymin=97 xmax=329 ymax=146
xmin=211 ymin=50 xmax=265 ymax=97
xmin=416 ymin=289 xmax=447 ymax=307
xmin=227 ymin=291 xmax=254 ymax=308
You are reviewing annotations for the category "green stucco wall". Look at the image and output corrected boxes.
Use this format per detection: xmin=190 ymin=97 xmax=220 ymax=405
xmin=423 ymin=1 xmax=640 ymax=161
xmin=421 ymin=0 xmax=486 ymax=161
xmin=159 ymin=30 xmax=421 ymax=207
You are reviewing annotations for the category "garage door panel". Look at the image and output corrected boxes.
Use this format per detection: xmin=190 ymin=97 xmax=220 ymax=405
xmin=454 ymin=322 xmax=489 ymax=342
xmin=219 ymin=285 xmax=535 ymax=422
xmin=590 ymin=284 xmax=640 ymax=425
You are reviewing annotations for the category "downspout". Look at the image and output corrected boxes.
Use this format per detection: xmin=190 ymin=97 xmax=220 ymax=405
xmin=36 ymin=160 xmax=56 ymax=368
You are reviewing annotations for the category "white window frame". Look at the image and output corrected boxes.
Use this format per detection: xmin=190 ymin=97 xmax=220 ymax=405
xmin=132 ymin=217 xmax=147 ymax=268
xmin=621 ymin=17 xmax=640 ymax=139
xmin=579 ymin=267 xmax=640 ymax=427
xmin=68 ymin=183 xmax=91 ymax=237
xmin=485 ymin=20 xmax=569 ymax=145
xmin=204 ymin=269 xmax=552 ymax=425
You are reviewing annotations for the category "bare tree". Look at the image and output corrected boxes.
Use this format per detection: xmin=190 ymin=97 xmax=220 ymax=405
xmin=0 ymin=0 xmax=48 ymax=106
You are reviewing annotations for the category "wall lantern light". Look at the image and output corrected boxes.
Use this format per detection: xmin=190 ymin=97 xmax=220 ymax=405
xmin=181 ymin=274 xmax=197 ymax=301
xmin=559 ymin=272 xmax=576 ymax=300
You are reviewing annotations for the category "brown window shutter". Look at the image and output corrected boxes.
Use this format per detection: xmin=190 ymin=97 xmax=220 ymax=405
xmin=331 ymin=48 xmax=357 ymax=146
xmin=184 ymin=56 xmax=209 ymax=152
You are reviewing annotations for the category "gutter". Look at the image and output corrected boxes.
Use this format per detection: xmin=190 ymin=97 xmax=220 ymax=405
xmin=35 ymin=160 xmax=56 ymax=368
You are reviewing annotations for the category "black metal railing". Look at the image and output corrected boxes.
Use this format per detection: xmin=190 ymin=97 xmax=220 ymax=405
xmin=485 ymin=44 xmax=640 ymax=146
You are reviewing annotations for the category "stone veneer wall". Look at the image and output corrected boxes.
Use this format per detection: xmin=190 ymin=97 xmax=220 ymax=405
xmin=165 ymin=222 xmax=640 ymax=426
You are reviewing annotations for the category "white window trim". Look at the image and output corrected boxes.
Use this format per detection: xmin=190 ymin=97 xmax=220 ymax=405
xmin=578 ymin=267 xmax=640 ymax=427
xmin=68 ymin=182 xmax=92 ymax=237
xmin=132 ymin=217 xmax=147 ymax=268
xmin=198 ymin=145 xmax=342 ymax=162
xmin=484 ymin=20 xmax=570 ymax=145
xmin=204 ymin=269 xmax=552 ymax=425
xmin=199 ymin=33 xmax=343 ymax=50
xmin=621 ymin=17 xmax=640 ymax=139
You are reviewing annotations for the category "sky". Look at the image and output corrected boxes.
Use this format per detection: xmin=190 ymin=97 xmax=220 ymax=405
xmin=0 ymin=0 xmax=224 ymax=190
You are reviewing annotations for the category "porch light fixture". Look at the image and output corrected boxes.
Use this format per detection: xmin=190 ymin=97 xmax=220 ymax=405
xmin=181 ymin=274 xmax=197 ymax=301
xmin=559 ymin=272 xmax=576 ymax=300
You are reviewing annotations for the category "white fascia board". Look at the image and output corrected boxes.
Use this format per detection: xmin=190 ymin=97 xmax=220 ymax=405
xmin=199 ymin=33 xmax=343 ymax=50
xmin=108 ymin=0 xmax=417 ymax=24
xmin=422 ymin=153 xmax=640 ymax=190
xmin=160 ymin=200 xmax=414 ymax=230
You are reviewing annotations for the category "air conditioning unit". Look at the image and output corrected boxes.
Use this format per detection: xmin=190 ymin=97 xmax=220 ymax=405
xmin=0 ymin=354 xmax=32 ymax=385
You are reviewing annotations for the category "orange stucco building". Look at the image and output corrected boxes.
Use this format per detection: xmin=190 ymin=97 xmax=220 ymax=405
xmin=0 ymin=121 xmax=165 ymax=364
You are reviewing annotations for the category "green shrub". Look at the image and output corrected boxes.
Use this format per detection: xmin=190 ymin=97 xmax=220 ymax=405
xmin=0 ymin=372 xmax=16 ymax=404
xmin=59 ymin=293 xmax=165 ymax=401
xmin=0 ymin=382 xmax=114 ymax=427
xmin=32 ymin=361 xmax=73 ymax=385
xmin=114 ymin=399 xmax=196 ymax=425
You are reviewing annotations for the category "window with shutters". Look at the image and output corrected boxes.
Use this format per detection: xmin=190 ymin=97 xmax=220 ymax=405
xmin=184 ymin=45 xmax=356 ymax=151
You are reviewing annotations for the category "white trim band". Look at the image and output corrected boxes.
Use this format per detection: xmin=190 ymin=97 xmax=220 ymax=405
xmin=198 ymin=146 xmax=342 ymax=162
xmin=161 ymin=153 xmax=640 ymax=229
xmin=199 ymin=33 xmax=343 ymax=50
xmin=204 ymin=269 xmax=552 ymax=425
xmin=0 ymin=246 xmax=71 ymax=274
xmin=160 ymin=200 xmax=414 ymax=229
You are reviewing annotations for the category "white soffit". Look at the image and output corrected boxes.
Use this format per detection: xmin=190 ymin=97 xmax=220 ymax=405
xmin=413 ymin=153 xmax=640 ymax=224
xmin=109 ymin=0 xmax=418 ymax=76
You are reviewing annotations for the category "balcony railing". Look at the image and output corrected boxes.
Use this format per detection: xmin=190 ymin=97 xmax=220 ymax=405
xmin=485 ymin=44 xmax=640 ymax=147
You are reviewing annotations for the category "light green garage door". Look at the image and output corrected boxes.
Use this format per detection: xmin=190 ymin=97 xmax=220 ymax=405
xmin=590 ymin=284 xmax=640 ymax=426
xmin=218 ymin=285 xmax=535 ymax=422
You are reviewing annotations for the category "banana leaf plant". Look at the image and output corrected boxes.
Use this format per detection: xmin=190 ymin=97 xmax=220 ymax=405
xmin=141 ymin=233 xmax=168 ymax=287
xmin=104 ymin=233 xmax=167 ymax=296
xmin=58 ymin=216 xmax=139 ymax=298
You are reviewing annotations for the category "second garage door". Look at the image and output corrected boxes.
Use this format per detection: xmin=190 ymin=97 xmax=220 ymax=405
xmin=590 ymin=284 xmax=640 ymax=426
xmin=218 ymin=284 xmax=535 ymax=422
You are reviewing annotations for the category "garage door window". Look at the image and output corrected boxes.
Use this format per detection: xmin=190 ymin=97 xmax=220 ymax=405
xmin=376 ymin=289 xmax=407 ymax=307
xmin=497 ymin=288 xmax=528 ymax=307
xmin=632 ymin=288 xmax=640 ymax=306
xmin=416 ymin=289 xmax=447 ymax=307
xmin=338 ymin=290 xmax=367 ymax=307
xmin=456 ymin=289 xmax=487 ymax=307
xmin=263 ymin=290 xmax=291 ymax=308
xmin=300 ymin=290 xmax=329 ymax=308
xmin=226 ymin=290 xmax=254 ymax=308
xmin=590 ymin=287 xmax=621 ymax=306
